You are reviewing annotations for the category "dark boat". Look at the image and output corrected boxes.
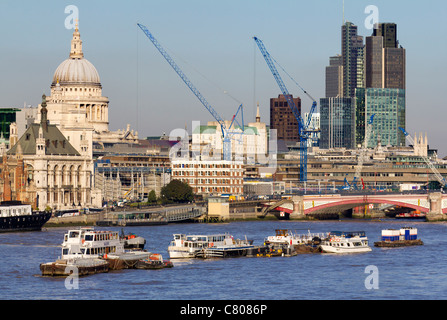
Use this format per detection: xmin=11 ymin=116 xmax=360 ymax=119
xmin=0 ymin=201 xmax=51 ymax=233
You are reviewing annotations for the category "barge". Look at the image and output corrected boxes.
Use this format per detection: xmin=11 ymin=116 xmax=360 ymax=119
xmin=374 ymin=227 xmax=423 ymax=247
xmin=40 ymin=258 xmax=109 ymax=277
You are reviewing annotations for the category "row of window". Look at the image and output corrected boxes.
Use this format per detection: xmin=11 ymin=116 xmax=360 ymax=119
xmin=173 ymin=171 xmax=242 ymax=177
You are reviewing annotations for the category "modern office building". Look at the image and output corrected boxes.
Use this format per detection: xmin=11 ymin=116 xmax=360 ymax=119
xmin=341 ymin=22 xmax=364 ymax=97
xmin=365 ymin=23 xmax=406 ymax=90
xmin=0 ymin=108 xmax=20 ymax=140
xmin=325 ymin=55 xmax=343 ymax=98
xmin=362 ymin=88 xmax=406 ymax=148
xmin=270 ymin=94 xmax=301 ymax=142
xmin=320 ymin=97 xmax=355 ymax=149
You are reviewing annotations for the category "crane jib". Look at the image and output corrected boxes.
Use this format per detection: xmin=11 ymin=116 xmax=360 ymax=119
xmin=138 ymin=23 xmax=246 ymax=161
xmin=137 ymin=23 xmax=227 ymax=130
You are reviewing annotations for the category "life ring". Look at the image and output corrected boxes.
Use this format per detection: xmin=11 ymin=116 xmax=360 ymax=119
xmin=209 ymin=242 xmax=214 ymax=248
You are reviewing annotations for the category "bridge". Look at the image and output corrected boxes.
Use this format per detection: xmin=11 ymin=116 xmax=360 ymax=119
xmin=261 ymin=192 xmax=447 ymax=221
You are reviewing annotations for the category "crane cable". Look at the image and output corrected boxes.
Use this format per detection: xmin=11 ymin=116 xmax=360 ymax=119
xmin=270 ymin=55 xmax=316 ymax=103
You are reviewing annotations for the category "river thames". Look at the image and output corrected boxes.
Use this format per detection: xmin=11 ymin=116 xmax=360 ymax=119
xmin=0 ymin=219 xmax=446 ymax=300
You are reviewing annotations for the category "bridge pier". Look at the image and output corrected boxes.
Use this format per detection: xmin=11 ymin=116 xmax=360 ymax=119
xmin=290 ymin=196 xmax=306 ymax=220
xmin=427 ymin=192 xmax=446 ymax=221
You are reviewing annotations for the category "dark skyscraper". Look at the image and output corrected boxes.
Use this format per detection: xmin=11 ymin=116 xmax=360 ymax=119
xmin=341 ymin=22 xmax=364 ymax=97
xmin=325 ymin=55 xmax=343 ymax=98
xmin=270 ymin=94 xmax=301 ymax=142
xmin=373 ymin=23 xmax=397 ymax=48
xmin=365 ymin=23 xmax=406 ymax=90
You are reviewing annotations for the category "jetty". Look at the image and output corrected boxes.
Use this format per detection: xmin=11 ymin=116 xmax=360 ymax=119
xmin=96 ymin=204 xmax=203 ymax=226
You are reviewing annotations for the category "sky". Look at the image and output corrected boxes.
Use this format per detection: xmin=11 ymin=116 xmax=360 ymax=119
xmin=0 ymin=0 xmax=446 ymax=155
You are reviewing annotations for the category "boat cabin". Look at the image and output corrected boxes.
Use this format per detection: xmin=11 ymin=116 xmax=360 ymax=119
xmin=61 ymin=227 xmax=124 ymax=260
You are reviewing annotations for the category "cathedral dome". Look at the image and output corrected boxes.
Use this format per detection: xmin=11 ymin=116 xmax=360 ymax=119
xmin=52 ymin=58 xmax=101 ymax=87
xmin=51 ymin=24 xmax=101 ymax=87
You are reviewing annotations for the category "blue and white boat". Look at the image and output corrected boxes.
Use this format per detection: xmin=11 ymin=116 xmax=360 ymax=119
xmin=374 ymin=227 xmax=423 ymax=247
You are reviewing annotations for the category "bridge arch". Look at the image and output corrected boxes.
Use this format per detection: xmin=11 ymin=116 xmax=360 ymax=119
xmin=303 ymin=195 xmax=430 ymax=215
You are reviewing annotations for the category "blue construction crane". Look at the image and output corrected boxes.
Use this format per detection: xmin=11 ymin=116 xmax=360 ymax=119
xmin=138 ymin=23 xmax=243 ymax=161
xmin=253 ymin=37 xmax=316 ymax=182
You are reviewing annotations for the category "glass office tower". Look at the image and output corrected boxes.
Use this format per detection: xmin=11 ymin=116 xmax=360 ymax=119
xmin=362 ymin=88 xmax=406 ymax=148
xmin=320 ymin=97 xmax=355 ymax=149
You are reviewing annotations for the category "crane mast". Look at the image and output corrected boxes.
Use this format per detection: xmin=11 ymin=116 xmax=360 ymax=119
xmin=353 ymin=114 xmax=375 ymax=189
xmin=253 ymin=36 xmax=316 ymax=182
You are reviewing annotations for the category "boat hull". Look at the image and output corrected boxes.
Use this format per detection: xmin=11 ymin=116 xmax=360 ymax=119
xmin=374 ymin=239 xmax=424 ymax=247
xmin=196 ymin=245 xmax=255 ymax=259
xmin=319 ymin=244 xmax=372 ymax=254
xmin=0 ymin=212 xmax=51 ymax=233
xmin=168 ymin=248 xmax=196 ymax=259
xmin=40 ymin=259 xmax=109 ymax=277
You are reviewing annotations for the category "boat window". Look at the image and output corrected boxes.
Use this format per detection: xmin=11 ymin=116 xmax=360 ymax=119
xmin=85 ymin=235 xmax=93 ymax=241
xmin=69 ymin=231 xmax=79 ymax=238
xmin=62 ymin=249 xmax=69 ymax=255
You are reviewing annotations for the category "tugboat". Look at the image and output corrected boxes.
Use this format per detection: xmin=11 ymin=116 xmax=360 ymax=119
xmin=319 ymin=231 xmax=372 ymax=254
xmin=135 ymin=253 xmax=174 ymax=269
xmin=374 ymin=227 xmax=423 ymax=247
xmin=120 ymin=229 xmax=146 ymax=250
xmin=0 ymin=201 xmax=51 ymax=233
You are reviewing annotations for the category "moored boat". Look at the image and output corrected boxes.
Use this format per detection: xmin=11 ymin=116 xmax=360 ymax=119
xmin=264 ymin=229 xmax=328 ymax=246
xmin=168 ymin=233 xmax=254 ymax=259
xmin=120 ymin=228 xmax=146 ymax=250
xmin=319 ymin=231 xmax=372 ymax=254
xmin=40 ymin=227 xmax=171 ymax=276
xmin=395 ymin=212 xmax=426 ymax=220
xmin=135 ymin=253 xmax=174 ymax=269
xmin=374 ymin=227 xmax=423 ymax=247
xmin=0 ymin=201 xmax=51 ymax=233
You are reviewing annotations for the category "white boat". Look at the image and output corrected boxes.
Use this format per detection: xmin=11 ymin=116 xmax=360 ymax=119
xmin=61 ymin=227 xmax=126 ymax=260
xmin=319 ymin=231 xmax=372 ymax=254
xmin=60 ymin=227 xmax=149 ymax=261
xmin=168 ymin=233 xmax=253 ymax=259
xmin=265 ymin=229 xmax=328 ymax=246
xmin=41 ymin=227 xmax=151 ymax=276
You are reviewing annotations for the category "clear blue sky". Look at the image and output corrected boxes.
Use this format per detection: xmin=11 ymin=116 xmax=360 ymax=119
xmin=0 ymin=0 xmax=446 ymax=155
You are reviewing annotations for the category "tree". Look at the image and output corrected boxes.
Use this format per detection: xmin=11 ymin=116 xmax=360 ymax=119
xmin=160 ymin=180 xmax=194 ymax=203
xmin=147 ymin=190 xmax=157 ymax=203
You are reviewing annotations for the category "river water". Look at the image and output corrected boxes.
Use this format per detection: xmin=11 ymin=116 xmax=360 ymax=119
xmin=0 ymin=219 xmax=446 ymax=301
